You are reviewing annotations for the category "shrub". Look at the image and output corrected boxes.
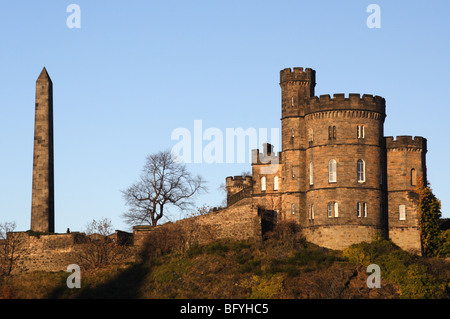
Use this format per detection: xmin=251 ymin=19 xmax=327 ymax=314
xmin=205 ymin=242 xmax=229 ymax=256
xmin=343 ymin=236 xmax=447 ymax=298
xmin=152 ymin=259 xmax=192 ymax=283
xmin=241 ymin=274 xmax=284 ymax=299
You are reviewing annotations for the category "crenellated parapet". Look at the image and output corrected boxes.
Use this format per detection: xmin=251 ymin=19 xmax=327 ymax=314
xmin=251 ymin=143 xmax=281 ymax=165
xmin=226 ymin=175 xmax=253 ymax=188
xmin=306 ymin=93 xmax=385 ymax=116
xmin=280 ymin=67 xmax=316 ymax=84
xmin=385 ymin=136 xmax=427 ymax=152
xmin=282 ymin=93 xmax=386 ymax=119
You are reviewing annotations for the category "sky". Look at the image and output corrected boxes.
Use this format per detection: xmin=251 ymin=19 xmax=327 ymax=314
xmin=0 ymin=1 xmax=449 ymax=233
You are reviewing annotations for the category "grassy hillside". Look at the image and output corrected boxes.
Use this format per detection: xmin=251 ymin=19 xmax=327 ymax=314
xmin=1 ymin=228 xmax=449 ymax=299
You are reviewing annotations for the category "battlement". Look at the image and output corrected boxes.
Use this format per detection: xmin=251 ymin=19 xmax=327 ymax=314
xmin=280 ymin=67 xmax=316 ymax=83
xmin=304 ymin=93 xmax=386 ymax=116
xmin=226 ymin=175 xmax=253 ymax=186
xmin=250 ymin=143 xmax=281 ymax=166
xmin=385 ymin=136 xmax=427 ymax=151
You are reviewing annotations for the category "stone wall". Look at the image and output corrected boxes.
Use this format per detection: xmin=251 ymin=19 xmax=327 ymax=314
xmin=6 ymin=231 xmax=134 ymax=274
xmin=134 ymin=198 xmax=261 ymax=248
xmin=303 ymin=225 xmax=382 ymax=251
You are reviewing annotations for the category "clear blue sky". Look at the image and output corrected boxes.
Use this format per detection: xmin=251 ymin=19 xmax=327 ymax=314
xmin=0 ymin=1 xmax=449 ymax=233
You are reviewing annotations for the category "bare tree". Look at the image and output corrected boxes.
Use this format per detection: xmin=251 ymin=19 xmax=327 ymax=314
xmin=0 ymin=222 xmax=24 ymax=276
xmin=121 ymin=150 xmax=206 ymax=227
xmin=77 ymin=218 xmax=127 ymax=269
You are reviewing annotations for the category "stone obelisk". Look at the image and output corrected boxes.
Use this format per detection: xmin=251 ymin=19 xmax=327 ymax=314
xmin=31 ymin=67 xmax=54 ymax=233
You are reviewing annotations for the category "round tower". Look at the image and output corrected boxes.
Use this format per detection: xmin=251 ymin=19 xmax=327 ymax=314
xmin=279 ymin=67 xmax=316 ymax=221
xmin=302 ymin=93 xmax=387 ymax=250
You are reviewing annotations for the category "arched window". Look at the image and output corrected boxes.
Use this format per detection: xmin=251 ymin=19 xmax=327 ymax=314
xmin=357 ymin=159 xmax=365 ymax=183
xmin=274 ymin=176 xmax=279 ymax=191
xmin=411 ymin=168 xmax=417 ymax=186
xmin=329 ymin=159 xmax=337 ymax=183
xmin=310 ymin=204 xmax=315 ymax=220
xmin=309 ymin=162 xmax=314 ymax=185
xmin=291 ymin=204 xmax=296 ymax=215
xmin=261 ymin=176 xmax=266 ymax=192
xmin=327 ymin=202 xmax=333 ymax=217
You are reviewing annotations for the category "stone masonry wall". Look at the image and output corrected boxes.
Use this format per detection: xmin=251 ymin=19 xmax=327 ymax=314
xmin=134 ymin=198 xmax=261 ymax=248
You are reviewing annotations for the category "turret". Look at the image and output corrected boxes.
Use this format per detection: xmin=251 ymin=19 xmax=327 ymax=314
xmin=280 ymin=67 xmax=316 ymax=118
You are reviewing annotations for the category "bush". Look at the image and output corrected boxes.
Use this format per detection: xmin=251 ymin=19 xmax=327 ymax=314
xmin=152 ymin=259 xmax=192 ymax=283
xmin=205 ymin=242 xmax=229 ymax=256
xmin=241 ymin=274 xmax=284 ymax=299
xmin=343 ymin=236 xmax=447 ymax=298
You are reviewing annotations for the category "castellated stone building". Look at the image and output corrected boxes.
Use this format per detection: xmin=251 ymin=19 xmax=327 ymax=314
xmin=226 ymin=67 xmax=427 ymax=254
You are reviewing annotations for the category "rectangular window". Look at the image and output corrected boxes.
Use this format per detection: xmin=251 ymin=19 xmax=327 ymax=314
xmin=292 ymin=166 xmax=295 ymax=179
xmin=399 ymin=205 xmax=406 ymax=220
xmin=309 ymin=162 xmax=314 ymax=185
xmin=357 ymin=202 xmax=368 ymax=218
xmin=357 ymin=125 xmax=365 ymax=139
xmin=308 ymin=129 xmax=314 ymax=145
xmin=311 ymin=204 xmax=315 ymax=220
xmin=274 ymin=176 xmax=279 ymax=191
xmin=291 ymin=204 xmax=296 ymax=215
xmin=329 ymin=160 xmax=337 ymax=183
xmin=327 ymin=202 xmax=338 ymax=218
xmin=261 ymin=177 xmax=266 ymax=192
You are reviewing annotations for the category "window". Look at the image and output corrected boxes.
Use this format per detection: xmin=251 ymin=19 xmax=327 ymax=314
xmin=399 ymin=205 xmax=406 ymax=220
xmin=329 ymin=159 xmax=337 ymax=183
xmin=328 ymin=126 xmax=337 ymax=140
xmin=357 ymin=125 xmax=365 ymax=139
xmin=411 ymin=168 xmax=417 ymax=186
xmin=309 ymin=162 xmax=314 ymax=185
xmin=308 ymin=128 xmax=314 ymax=145
xmin=291 ymin=97 xmax=294 ymax=106
xmin=357 ymin=159 xmax=365 ymax=183
xmin=327 ymin=202 xmax=338 ymax=218
xmin=291 ymin=204 xmax=296 ymax=215
xmin=261 ymin=177 xmax=266 ymax=192
xmin=357 ymin=202 xmax=368 ymax=218
xmin=327 ymin=203 xmax=333 ymax=218
xmin=292 ymin=166 xmax=295 ymax=179
xmin=291 ymin=128 xmax=295 ymax=138
xmin=274 ymin=176 xmax=279 ymax=191
xmin=310 ymin=204 xmax=315 ymax=220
